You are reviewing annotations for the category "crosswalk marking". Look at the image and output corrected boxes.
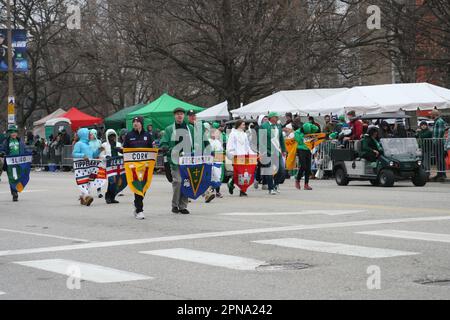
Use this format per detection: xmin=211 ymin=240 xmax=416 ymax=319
xmin=1 ymin=215 xmax=449 ymax=257
xmin=14 ymin=259 xmax=153 ymax=283
xmin=358 ymin=230 xmax=450 ymax=243
xmin=254 ymin=238 xmax=419 ymax=258
xmin=141 ymin=248 xmax=265 ymax=270
xmin=0 ymin=291 xmax=5 ymax=295
xmin=221 ymin=210 xmax=366 ymax=216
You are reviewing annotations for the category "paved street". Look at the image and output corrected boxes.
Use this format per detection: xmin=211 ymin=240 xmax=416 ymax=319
xmin=0 ymin=172 xmax=449 ymax=300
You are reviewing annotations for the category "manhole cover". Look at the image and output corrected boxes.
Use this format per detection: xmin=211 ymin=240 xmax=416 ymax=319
xmin=415 ymin=279 xmax=450 ymax=286
xmin=256 ymin=262 xmax=311 ymax=271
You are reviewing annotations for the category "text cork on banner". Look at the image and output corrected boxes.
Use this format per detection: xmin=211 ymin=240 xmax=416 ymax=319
xmin=123 ymin=148 xmax=158 ymax=197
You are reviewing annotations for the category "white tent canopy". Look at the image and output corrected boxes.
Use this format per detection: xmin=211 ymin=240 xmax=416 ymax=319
xmin=32 ymin=108 xmax=66 ymax=137
xmin=196 ymin=101 xmax=230 ymax=121
xmin=301 ymin=83 xmax=450 ymax=116
xmin=231 ymin=88 xmax=347 ymax=118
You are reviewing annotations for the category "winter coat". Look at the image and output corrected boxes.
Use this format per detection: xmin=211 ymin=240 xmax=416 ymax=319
xmin=100 ymin=129 xmax=123 ymax=159
xmin=226 ymin=128 xmax=254 ymax=159
xmin=73 ymin=128 xmax=100 ymax=159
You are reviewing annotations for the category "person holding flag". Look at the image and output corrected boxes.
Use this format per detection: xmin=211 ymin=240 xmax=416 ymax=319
xmin=1 ymin=125 xmax=28 ymax=202
xmin=123 ymin=116 xmax=154 ymax=220
xmin=72 ymin=128 xmax=102 ymax=206
xmin=100 ymin=129 xmax=124 ymax=204
xmin=294 ymin=122 xmax=319 ymax=190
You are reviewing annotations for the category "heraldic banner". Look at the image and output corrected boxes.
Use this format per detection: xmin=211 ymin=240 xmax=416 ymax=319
xmin=284 ymin=138 xmax=298 ymax=170
xmin=6 ymin=154 xmax=32 ymax=192
xmin=211 ymin=152 xmax=225 ymax=189
xmin=179 ymin=155 xmax=213 ymax=200
xmin=123 ymin=148 xmax=158 ymax=197
xmin=304 ymin=133 xmax=327 ymax=151
xmin=233 ymin=154 xmax=258 ymax=193
xmin=74 ymin=159 xmax=106 ymax=195
xmin=106 ymin=156 xmax=127 ymax=197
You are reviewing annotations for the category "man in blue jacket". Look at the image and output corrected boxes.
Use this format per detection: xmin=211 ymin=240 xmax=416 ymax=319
xmin=73 ymin=128 xmax=102 ymax=206
xmin=123 ymin=116 xmax=154 ymax=220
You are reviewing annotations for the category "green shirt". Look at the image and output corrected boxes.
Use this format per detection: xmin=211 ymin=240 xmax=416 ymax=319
xmin=9 ymin=138 xmax=20 ymax=156
xmin=433 ymin=117 xmax=447 ymax=139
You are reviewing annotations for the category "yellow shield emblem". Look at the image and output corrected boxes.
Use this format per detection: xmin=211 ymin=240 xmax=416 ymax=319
xmin=123 ymin=148 xmax=158 ymax=197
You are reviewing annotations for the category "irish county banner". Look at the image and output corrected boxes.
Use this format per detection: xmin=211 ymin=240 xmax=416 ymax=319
xmin=284 ymin=138 xmax=298 ymax=170
xmin=233 ymin=154 xmax=258 ymax=193
xmin=211 ymin=152 xmax=225 ymax=189
xmin=304 ymin=133 xmax=327 ymax=151
xmin=73 ymin=159 xmax=105 ymax=195
xmin=179 ymin=155 xmax=213 ymax=200
xmin=6 ymin=154 xmax=32 ymax=192
xmin=123 ymin=148 xmax=158 ymax=197
xmin=106 ymin=156 xmax=127 ymax=197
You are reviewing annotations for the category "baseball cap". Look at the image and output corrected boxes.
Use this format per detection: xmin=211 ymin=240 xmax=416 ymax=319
xmin=268 ymin=112 xmax=280 ymax=118
xmin=187 ymin=110 xmax=196 ymax=116
xmin=132 ymin=116 xmax=144 ymax=125
xmin=173 ymin=107 xmax=185 ymax=114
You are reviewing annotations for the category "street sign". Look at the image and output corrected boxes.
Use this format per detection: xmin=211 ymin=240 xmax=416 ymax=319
xmin=8 ymin=95 xmax=15 ymax=124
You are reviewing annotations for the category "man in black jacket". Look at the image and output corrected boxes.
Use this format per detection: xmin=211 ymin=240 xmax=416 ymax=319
xmin=123 ymin=116 xmax=154 ymax=220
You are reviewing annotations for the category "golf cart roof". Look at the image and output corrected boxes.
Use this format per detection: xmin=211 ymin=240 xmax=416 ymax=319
xmin=358 ymin=113 xmax=411 ymax=120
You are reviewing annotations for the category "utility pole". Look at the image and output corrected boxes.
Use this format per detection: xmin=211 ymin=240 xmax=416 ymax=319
xmin=6 ymin=0 xmax=16 ymax=128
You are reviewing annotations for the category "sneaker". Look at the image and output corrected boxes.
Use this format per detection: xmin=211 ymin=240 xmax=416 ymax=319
xmin=269 ymin=190 xmax=277 ymax=195
xmin=12 ymin=192 xmax=18 ymax=202
xmin=179 ymin=209 xmax=190 ymax=215
xmin=275 ymin=186 xmax=280 ymax=194
xmin=254 ymin=180 xmax=259 ymax=189
xmin=98 ymin=193 xmax=104 ymax=199
xmin=85 ymin=196 xmax=94 ymax=206
xmin=134 ymin=211 xmax=145 ymax=220
xmin=216 ymin=192 xmax=223 ymax=198
xmin=172 ymin=207 xmax=180 ymax=214
xmin=205 ymin=193 xmax=215 ymax=203
xmin=304 ymin=184 xmax=313 ymax=191
xmin=239 ymin=191 xmax=248 ymax=197
xmin=262 ymin=185 xmax=268 ymax=190
xmin=295 ymin=180 xmax=301 ymax=190
xmin=79 ymin=196 xmax=86 ymax=206
xmin=106 ymin=199 xmax=119 ymax=204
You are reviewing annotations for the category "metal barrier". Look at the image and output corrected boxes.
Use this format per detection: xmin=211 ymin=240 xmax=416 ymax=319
xmin=420 ymin=138 xmax=450 ymax=175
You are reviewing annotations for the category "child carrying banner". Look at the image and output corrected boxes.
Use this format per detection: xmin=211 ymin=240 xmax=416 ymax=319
xmin=100 ymin=129 xmax=124 ymax=204
xmin=72 ymin=128 xmax=103 ymax=206
xmin=0 ymin=125 xmax=32 ymax=202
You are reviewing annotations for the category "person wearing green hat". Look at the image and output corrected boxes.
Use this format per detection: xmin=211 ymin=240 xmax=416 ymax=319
xmin=294 ymin=122 xmax=319 ymax=190
xmin=1 ymin=125 xmax=26 ymax=201
xmin=259 ymin=112 xmax=287 ymax=195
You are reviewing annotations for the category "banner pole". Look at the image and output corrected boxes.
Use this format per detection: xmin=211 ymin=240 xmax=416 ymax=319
xmin=6 ymin=0 xmax=16 ymax=127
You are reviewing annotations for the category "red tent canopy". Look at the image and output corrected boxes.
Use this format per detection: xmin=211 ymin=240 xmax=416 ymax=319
xmin=62 ymin=107 xmax=103 ymax=131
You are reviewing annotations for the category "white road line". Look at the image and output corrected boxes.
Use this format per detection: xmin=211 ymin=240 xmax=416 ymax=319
xmin=0 ymin=189 xmax=47 ymax=195
xmin=0 ymin=228 xmax=90 ymax=243
xmin=358 ymin=230 xmax=450 ymax=243
xmin=14 ymin=259 xmax=152 ymax=283
xmin=0 ymin=215 xmax=449 ymax=257
xmin=141 ymin=248 xmax=264 ymax=270
xmin=220 ymin=210 xmax=366 ymax=216
xmin=254 ymin=238 xmax=419 ymax=258
xmin=0 ymin=291 xmax=5 ymax=295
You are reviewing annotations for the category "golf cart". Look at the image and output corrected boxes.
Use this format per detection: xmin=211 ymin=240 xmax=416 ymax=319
xmin=332 ymin=137 xmax=427 ymax=188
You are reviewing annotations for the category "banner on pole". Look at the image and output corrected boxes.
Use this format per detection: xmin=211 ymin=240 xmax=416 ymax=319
xmin=0 ymin=29 xmax=28 ymax=72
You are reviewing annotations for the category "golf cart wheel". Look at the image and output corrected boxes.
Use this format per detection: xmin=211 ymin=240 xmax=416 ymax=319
xmin=369 ymin=179 xmax=379 ymax=186
xmin=412 ymin=169 xmax=427 ymax=187
xmin=335 ymin=168 xmax=349 ymax=186
xmin=379 ymin=169 xmax=395 ymax=187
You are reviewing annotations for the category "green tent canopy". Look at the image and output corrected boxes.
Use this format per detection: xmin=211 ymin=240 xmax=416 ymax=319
xmin=126 ymin=93 xmax=204 ymax=131
xmin=104 ymin=103 xmax=146 ymax=132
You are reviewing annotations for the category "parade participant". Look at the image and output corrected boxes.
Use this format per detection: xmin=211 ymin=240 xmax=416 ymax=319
xmin=253 ymin=115 xmax=269 ymax=190
xmin=1 ymin=125 xmax=27 ymax=202
xmin=123 ymin=116 xmax=154 ymax=219
xmin=294 ymin=122 xmax=319 ymax=190
xmin=284 ymin=113 xmax=293 ymax=128
xmin=72 ymin=128 xmax=101 ymax=206
xmin=430 ymin=109 xmax=448 ymax=182
xmin=100 ymin=129 xmax=123 ymax=204
xmin=226 ymin=120 xmax=256 ymax=196
xmin=186 ymin=110 xmax=215 ymax=203
xmin=361 ymin=127 xmax=384 ymax=163
xmin=209 ymin=127 xmax=224 ymax=198
xmin=415 ymin=121 xmax=432 ymax=147
xmin=260 ymin=112 xmax=287 ymax=195
xmin=345 ymin=111 xmax=363 ymax=141
xmin=379 ymin=121 xmax=394 ymax=139
xmin=160 ymin=108 xmax=193 ymax=214
xmin=308 ymin=116 xmax=321 ymax=133
xmin=89 ymin=129 xmax=103 ymax=198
